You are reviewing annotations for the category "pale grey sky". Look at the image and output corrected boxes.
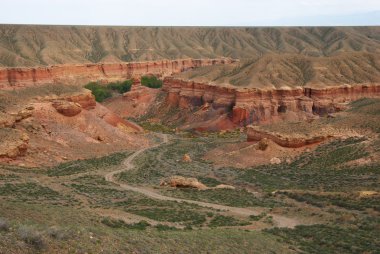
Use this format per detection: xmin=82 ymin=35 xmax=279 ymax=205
xmin=0 ymin=0 xmax=379 ymax=26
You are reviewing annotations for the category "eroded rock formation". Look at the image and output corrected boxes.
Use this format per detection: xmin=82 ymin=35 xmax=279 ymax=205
xmin=246 ymin=126 xmax=331 ymax=148
xmin=0 ymin=58 xmax=235 ymax=89
xmin=246 ymin=125 xmax=362 ymax=148
xmin=163 ymin=78 xmax=380 ymax=127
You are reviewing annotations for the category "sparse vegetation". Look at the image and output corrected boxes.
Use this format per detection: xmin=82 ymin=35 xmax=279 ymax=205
xmin=48 ymin=151 xmax=129 ymax=176
xmin=267 ymin=223 xmax=380 ymax=254
xmin=249 ymin=212 xmax=267 ymax=221
xmin=101 ymin=218 xmax=151 ymax=230
xmin=282 ymin=191 xmax=380 ymax=211
xmin=209 ymin=215 xmax=250 ymax=227
xmin=0 ymin=183 xmax=66 ymax=203
xmin=239 ymin=137 xmax=377 ymax=192
xmin=162 ymin=188 xmax=283 ymax=208
xmin=18 ymin=225 xmax=45 ymax=249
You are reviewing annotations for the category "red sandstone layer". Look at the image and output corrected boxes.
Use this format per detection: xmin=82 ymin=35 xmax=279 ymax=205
xmin=0 ymin=58 xmax=235 ymax=90
xmin=163 ymin=78 xmax=380 ymax=126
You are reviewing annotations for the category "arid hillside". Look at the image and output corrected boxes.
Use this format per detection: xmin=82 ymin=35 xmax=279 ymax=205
xmin=174 ymin=52 xmax=380 ymax=89
xmin=0 ymin=25 xmax=379 ymax=67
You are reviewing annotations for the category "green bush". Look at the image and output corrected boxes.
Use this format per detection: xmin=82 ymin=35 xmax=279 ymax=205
xmin=84 ymin=82 xmax=111 ymax=102
xmin=141 ymin=76 xmax=163 ymax=89
xmin=107 ymin=80 xmax=132 ymax=94
xmin=84 ymin=80 xmax=133 ymax=102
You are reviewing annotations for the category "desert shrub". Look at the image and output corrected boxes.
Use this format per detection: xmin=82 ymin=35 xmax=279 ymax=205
xmin=0 ymin=218 xmax=10 ymax=231
xmin=154 ymin=224 xmax=177 ymax=231
xmin=127 ymin=207 xmax=207 ymax=225
xmin=84 ymin=82 xmax=111 ymax=102
xmin=107 ymin=80 xmax=132 ymax=93
xmin=101 ymin=218 xmax=150 ymax=230
xmin=46 ymin=226 xmax=71 ymax=240
xmin=249 ymin=212 xmax=267 ymax=221
xmin=101 ymin=217 xmax=127 ymax=228
xmin=208 ymin=215 xmax=249 ymax=227
xmin=163 ymin=188 xmax=282 ymax=208
xmin=141 ymin=75 xmax=163 ymax=89
xmin=18 ymin=225 xmax=44 ymax=249
xmin=127 ymin=220 xmax=151 ymax=230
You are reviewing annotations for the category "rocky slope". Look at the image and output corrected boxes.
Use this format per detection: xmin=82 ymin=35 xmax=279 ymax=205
xmin=0 ymin=86 xmax=146 ymax=166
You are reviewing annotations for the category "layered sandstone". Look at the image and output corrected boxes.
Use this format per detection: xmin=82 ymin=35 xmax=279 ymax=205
xmin=246 ymin=126 xmax=331 ymax=148
xmin=163 ymin=78 xmax=380 ymax=126
xmin=0 ymin=58 xmax=235 ymax=90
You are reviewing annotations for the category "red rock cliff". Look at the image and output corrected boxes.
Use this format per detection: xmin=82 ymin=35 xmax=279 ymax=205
xmin=163 ymin=78 xmax=380 ymax=126
xmin=0 ymin=58 xmax=235 ymax=90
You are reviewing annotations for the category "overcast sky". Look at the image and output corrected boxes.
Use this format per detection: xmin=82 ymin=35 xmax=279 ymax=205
xmin=0 ymin=0 xmax=379 ymax=26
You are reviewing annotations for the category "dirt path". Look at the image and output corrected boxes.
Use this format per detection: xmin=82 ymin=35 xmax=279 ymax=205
xmin=105 ymin=133 xmax=301 ymax=228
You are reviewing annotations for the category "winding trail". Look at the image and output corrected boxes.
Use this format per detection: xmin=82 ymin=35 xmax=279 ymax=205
xmin=105 ymin=133 xmax=300 ymax=228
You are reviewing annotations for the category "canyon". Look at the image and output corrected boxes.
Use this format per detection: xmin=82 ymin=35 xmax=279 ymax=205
xmin=0 ymin=24 xmax=379 ymax=254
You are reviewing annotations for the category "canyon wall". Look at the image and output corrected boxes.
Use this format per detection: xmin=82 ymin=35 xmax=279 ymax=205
xmin=0 ymin=58 xmax=235 ymax=90
xmin=163 ymin=77 xmax=380 ymax=126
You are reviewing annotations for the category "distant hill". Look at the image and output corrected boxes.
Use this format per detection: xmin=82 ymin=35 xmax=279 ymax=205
xmin=173 ymin=52 xmax=380 ymax=89
xmin=0 ymin=25 xmax=379 ymax=67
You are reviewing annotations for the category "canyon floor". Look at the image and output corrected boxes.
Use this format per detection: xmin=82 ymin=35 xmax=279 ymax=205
xmin=0 ymin=87 xmax=379 ymax=253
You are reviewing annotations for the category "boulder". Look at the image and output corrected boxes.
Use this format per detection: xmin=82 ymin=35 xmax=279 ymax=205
xmin=215 ymin=184 xmax=235 ymax=190
xmin=160 ymin=176 xmax=207 ymax=190
xmin=182 ymin=154 xmax=192 ymax=162
xmin=270 ymin=157 xmax=282 ymax=165
xmin=52 ymin=100 xmax=82 ymax=117
xmin=0 ymin=128 xmax=29 ymax=159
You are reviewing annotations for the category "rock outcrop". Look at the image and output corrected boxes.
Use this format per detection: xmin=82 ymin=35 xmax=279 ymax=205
xmin=0 ymin=128 xmax=29 ymax=159
xmin=52 ymin=101 xmax=82 ymax=117
xmin=246 ymin=126 xmax=331 ymax=148
xmin=160 ymin=176 xmax=207 ymax=190
xmin=0 ymin=58 xmax=235 ymax=89
xmin=246 ymin=125 xmax=361 ymax=148
xmin=163 ymin=78 xmax=380 ymax=127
